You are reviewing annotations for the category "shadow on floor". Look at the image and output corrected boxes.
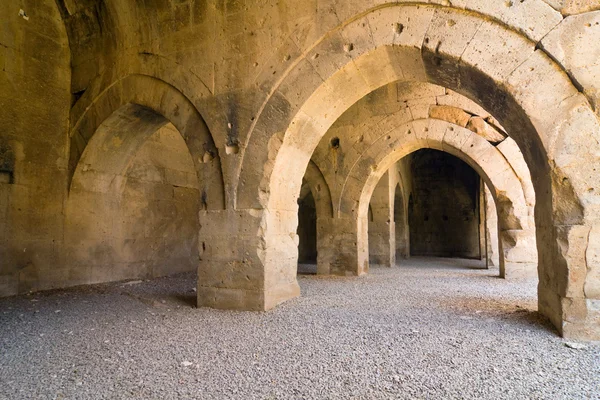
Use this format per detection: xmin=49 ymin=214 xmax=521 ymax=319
xmin=297 ymin=263 xmax=317 ymax=275
xmin=398 ymin=256 xmax=488 ymax=270
xmin=298 ymin=257 xmax=490 ymax=275
xmin=118 ymin=271 xmax=198 ymax=308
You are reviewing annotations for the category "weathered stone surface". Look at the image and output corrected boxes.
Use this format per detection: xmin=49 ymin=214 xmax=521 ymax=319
xmin=429 ymin=105 xmax=471 ymax=127
xmin=368 ymin=172 xmax=396 ymax=267
xmin=2 ymin=1 xmax=600 ymax=340
xmin=541 ymin=11 xmax=600 ymax=113
xmin=466 ymin=117 xmax=507 ymax=143
xmin=542 ymin=0 xmax=600 ymax=16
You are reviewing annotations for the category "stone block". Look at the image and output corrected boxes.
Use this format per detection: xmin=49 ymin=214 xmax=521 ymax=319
xmin=584 ymin=224 xmax=600 ymax=298
xmin=466 ymin=117 xmax=506 ymax=143
xmin=339 ymin=16 xmax=376 ymax=60
xmin=466 ymin=0 xmax=562 ymax=42
xmin=424 ymin=8 xmax=483 ymax=60
xmin=429 ymin=105 xmax=471 ymax=127
xmin=367 ymin=6 xmax=435 ymax=49
xmin=541 ymin=10 xmax=600 ymax=111
xmin=197 ymin=286 xmax=264 ymax=311
xmin=278 ymin=58 xmax=325 ymax=112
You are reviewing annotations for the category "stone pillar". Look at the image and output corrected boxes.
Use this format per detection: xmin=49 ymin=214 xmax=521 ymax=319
xmin=395 ymin=218 xmax=409 ymax=259
xmin=499 ymin=229 xmax=538 ymax=279
xmin=316 ymin=216 xmax=334 ymax=275
xmin=484 ymin=185 xmax=500 ymax=269
xmin=394 ymin=200 xmax=410 ymax=260
xmin=316 ymin=215 xmax=368 ymax=276
xmin=368 ymin=172 xmax=395 ymax=267
xmin=197 ymin=209 xmax=300 ymax=311
xmin=493 ymin=188 xmax=537 ymax=279
xmin=539 ymin=223 xmax=600 ymax=340
xmin=394 ymin=162 xmax=411 ymax=261
xmin=479 ymin=179 xmax=486 ymax=261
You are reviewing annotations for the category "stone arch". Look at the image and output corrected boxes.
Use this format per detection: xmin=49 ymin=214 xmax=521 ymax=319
xmin=65 ymin=74 xmax=224 ymax=288
xmin=302 ymin=160 xmax=334 ymax=219
xmin=338 ymin=120 xmax=531 ymax=229
xmin=311 ymin=93 xmax=535 ymax=224
xmin=309 ymin=81 xmax=537 ymax=271
xmin=342 ymin=119 xmax=537 ymax=279
xmin=241 ymin=5 xmax=600 ymax=338
xmin=70 ymin=53 xmax=222 ymax=149
xmin=65 ymin=108 xmax=203 ymax=285
xmin=68 ymin=73 xmax=225 ymax=209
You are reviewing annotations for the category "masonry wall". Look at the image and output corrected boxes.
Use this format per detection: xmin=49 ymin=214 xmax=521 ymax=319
xmin=64 ymin=122 xmax=201 ymax=285
xmin=408 ymin=149 xmax=481 ymax=259
xmin=0 ymin=2 xmax=71 ymax=295
xmin=119 ymin=124 xmax=200 ymax=279
xmin=2 ymin=0 xmax=600 ymax=340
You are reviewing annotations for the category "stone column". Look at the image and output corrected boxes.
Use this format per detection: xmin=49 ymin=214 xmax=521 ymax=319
xmin=484 ymin=185 xmax=500 ymax=269
xmin=538 ymin=223 xmax=600 ymax=340
xmin=197 ymin=209 xmax=300 ymax=311
xmin=393 ymin=162 xmax=411 ymax=261
xmin=492 ymin=186 xmax=537 ymax=279
xmin=496 ymin=192 xmax=537 ymax=279
xmin=499 ymin=229 xmax=538 ymax=279
xmin=316 ymin=215 xmax=369 ymax=276
xmin=394 ymin=202 xmax=410 ymax=260
xmin=479 ymin=179 xmax=486 ymax=261
xmin=368 ymin=172 xmax=395 ymax=267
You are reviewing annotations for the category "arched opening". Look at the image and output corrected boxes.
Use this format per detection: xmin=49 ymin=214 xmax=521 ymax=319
xmin=63 ymin=74 xmax=224 ymax=305
xmin=352 ymin=122 xmax=537 ymax=281
xmin=234 ymin=5 xmax=599 ymax=336
xmin=314 ymin=116 xmax=536 ymax=283
xmin=407 ymin=149 xmax=482 ymax=260
xmin=65 ymin=103 xmax=207 ymax=298
xmin=297 ymin=189 xmax=318 ymax=274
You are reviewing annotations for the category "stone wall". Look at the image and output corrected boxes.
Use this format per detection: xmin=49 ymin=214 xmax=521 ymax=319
xmin=408 ymin=149 xmax=481 ymax=259
xmin=66 ymin=121 xmax=200 ymax=286
xmin=2 ymin=1 xmax=600 ymax=339
xmin=120 ymin=124 xmax=200 ymax=279
xmin=0 ymin=1 xmax=71 ymax=295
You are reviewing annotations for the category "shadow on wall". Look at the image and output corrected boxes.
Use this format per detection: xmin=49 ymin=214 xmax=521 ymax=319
xmin=297 ymin=191 xmax=317 ymax=264
xmin=408 ymin=149 xmax=481 ymax=259
xmin=65 ymin=106 xmax=201 ymax=287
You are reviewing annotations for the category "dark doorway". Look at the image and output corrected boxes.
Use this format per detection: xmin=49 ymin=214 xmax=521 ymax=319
xmin=297 ymin=191 xmax=318 ymax=264
xmin=408 ymin=149 xmax=481 ymax=259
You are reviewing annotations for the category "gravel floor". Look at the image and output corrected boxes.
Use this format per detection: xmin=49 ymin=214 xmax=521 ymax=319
xmin=1 ymin=257 xmax=599 ymax=400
